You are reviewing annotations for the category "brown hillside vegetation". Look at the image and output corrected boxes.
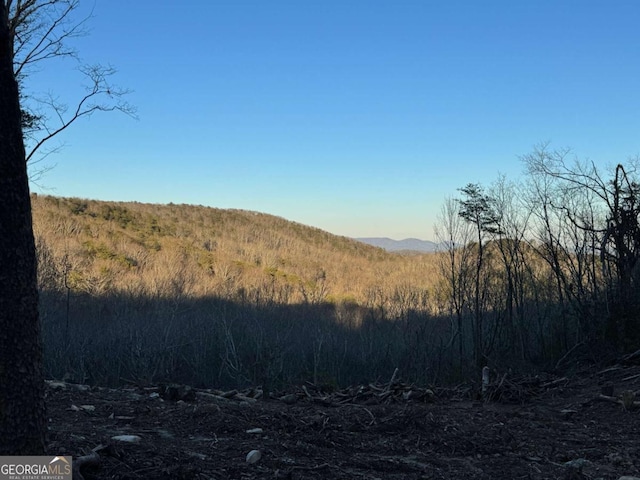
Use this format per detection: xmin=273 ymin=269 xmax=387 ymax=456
xmin=32 ymin=194 xmax=438 ymax=309
xmin=32 ymin=195 xmax=445 ymax=389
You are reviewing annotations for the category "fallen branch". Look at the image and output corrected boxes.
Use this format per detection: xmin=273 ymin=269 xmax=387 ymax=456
xmin=555 ymin=342 xmax=585 ymax=370
xmin=621 ymin=349 xmax=640 ymax=365
xmin=596 ymin=393 xmax=640 ymax=408
xmin=196 ymin=391 xmax=230 ymax=403
xmin=540 ymin=377 xmax=568 ymax=388
xmin=597 ymin=393 xmax=622 ymax=404
xmin=289 ymin=462 xmax=331 ymax=472
xmin=596 ymin=366 xmax=622 ymax=376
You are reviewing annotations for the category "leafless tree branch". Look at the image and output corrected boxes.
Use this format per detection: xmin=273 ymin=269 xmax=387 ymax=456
xmin=25 ymin=64 xmax=136 ymax=162
xmin=11 ymin=0 xmax=88 ymax=77
xmin=5 ymin=1 xmax=135 ymax=167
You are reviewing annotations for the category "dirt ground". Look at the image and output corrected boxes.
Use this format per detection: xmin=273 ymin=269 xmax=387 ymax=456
xmin=45 ymin=364 xmax=640 ymax=480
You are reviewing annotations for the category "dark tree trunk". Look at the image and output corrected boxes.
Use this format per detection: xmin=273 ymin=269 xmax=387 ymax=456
xmin=0 ymin=2 xmax=46 ymax=454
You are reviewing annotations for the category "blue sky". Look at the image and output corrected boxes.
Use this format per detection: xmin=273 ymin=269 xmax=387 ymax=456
xmin=25 ymin=0 xmax=640 ymax=240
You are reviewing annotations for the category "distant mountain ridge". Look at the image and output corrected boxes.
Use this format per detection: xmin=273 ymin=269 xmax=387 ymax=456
xmin=356 ymin=237 xmax=438 ymax=253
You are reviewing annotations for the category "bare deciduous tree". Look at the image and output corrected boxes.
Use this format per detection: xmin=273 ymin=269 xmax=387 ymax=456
xmin=434 ymin=197 xmax=474 ymax=373
xmin=487 ymin=175 xmax=533 ymax=361
xmin=524 ymin=143 xmax=640 ymax=350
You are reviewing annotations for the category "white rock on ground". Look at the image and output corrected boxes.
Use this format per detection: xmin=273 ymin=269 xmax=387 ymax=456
xmin=246 ymin=450 xmax=261 ymax=464
xmin=111 ymin=435 xmax=142 ymax=443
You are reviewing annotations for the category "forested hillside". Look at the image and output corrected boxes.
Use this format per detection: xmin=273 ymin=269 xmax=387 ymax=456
xmin=33 ymin=147 xmax=640 ymax=394
xmin=32 ymin=195 xmax=438 ymax=307
xmin=32 ymin=195 xmax=442 ymax=389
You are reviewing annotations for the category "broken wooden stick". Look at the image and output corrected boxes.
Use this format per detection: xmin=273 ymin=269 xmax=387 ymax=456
xmin=597 ymin=393 xmax=640 ymax=408
xmin=385 ymin=368 xmax=399 ymax=392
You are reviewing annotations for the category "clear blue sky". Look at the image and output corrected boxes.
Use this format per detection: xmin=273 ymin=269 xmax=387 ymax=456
xmin=25 ymin=0 xmax=640 ymax=240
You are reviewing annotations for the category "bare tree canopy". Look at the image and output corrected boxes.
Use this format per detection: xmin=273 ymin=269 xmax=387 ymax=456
xmin=523 ymin=144 xmax=640 ymax=348
xmin=8 ymin=0 xmax=135 ymax=166
xmin=432 ymin=143 xmax=640 ymax=378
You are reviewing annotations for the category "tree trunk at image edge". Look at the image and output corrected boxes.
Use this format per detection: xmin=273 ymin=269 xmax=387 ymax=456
xmin=0 ymin=3 xmax=46 ymax=454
